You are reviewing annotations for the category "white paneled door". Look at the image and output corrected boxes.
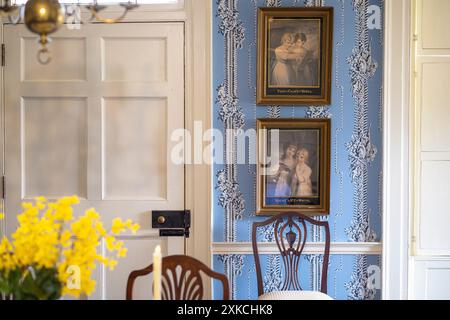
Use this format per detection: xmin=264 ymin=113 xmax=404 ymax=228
xmin=4 ymin=23 xmax=186 ymax=299
xmin=411 ymin=0 xmax=450 ymax=299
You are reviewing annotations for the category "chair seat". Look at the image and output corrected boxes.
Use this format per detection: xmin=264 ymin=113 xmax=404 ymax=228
xmin=258 ymin=291 xmax=333 ymax=300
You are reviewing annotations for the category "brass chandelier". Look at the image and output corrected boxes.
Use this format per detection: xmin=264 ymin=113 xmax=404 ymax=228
xmin=0 ymin=0 xmax=138 ymax=64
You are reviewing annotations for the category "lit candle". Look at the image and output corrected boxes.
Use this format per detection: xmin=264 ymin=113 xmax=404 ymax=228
xmin=153 ymin=245 xmax=162 ymax=300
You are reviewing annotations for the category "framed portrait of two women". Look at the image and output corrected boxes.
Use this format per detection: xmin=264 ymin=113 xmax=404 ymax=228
xmin=256 ymin=119 xmax=331 ymax=215
xmin=257 ymin=7 xmax=333 ymax=105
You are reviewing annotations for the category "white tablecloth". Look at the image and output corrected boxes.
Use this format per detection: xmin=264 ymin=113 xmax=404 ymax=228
xmin=258 ymin=291 xmax=333 ymax=300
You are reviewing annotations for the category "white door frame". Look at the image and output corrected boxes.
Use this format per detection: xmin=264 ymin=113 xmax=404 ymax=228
xmin=0 ymin=0 xmax=212 ymax=296
xmin=183 ymin=0 xmax=212 ymax=273
xmin=382 ymin=0 xmax=412 ymax=300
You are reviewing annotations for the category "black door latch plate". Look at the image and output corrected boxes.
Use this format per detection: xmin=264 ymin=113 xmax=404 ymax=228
xmin=152 ymin=210 xmax=191 ymax=238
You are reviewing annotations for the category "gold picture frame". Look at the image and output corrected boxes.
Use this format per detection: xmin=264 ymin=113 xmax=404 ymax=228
xmin=257 ymin=7 xmax=333 ymax=105
xmin=256 ymin=119 xmax=331 ymax=215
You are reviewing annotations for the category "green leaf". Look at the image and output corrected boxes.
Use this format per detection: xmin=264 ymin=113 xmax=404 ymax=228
xmin=5 ymin=267 xmax=62 ymax=300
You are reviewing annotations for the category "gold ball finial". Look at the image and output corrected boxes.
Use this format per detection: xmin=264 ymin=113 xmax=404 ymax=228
xmin=24 ymin=0 xmax=64 ymax=64
xmin=24 ymin=0 xmax=64 ymax=36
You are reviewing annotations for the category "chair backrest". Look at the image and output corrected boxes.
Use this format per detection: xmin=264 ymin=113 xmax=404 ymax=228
xmin=252 ymin=212 xmax=330 ymax=296
xmin=126 ymin=255 xmax=230 ymax=300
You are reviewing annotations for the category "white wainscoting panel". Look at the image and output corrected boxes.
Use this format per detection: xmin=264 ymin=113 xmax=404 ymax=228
xmin=419 ymin=161 xmax=450 ymax=254
xmin=420 ymin=61 xmax=450 ymax=151
xmin=421 ymin=0 xmax=450 ymax=50
xmin=411 ymin=258 xmax=450 ymax=299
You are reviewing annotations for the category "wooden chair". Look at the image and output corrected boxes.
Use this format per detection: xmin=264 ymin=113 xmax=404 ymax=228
xmin=126 ymin=255 xmax=230 ymax=300
xmin=252 ymin=212 xmax=331 ymax=299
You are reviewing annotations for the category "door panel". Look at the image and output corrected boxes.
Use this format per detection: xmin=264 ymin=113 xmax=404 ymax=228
xmin=22 ymin=97 xmax=88 ymax=198
xmin=22 ymin=37 xmax=87 ymax=82
xmin=102 ymin=37 xmax=167 ymax=82
xmin=4 ymin=22 xmax=185 ymax=300
xmin=103 ymin=97 xmax=168 ymax=200
xmin=419 ymin=161 xmax=450 ymax=254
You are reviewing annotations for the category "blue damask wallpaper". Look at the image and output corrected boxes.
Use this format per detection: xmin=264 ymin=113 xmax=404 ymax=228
xmin=212 ymin=0 xmax=383 ymax=300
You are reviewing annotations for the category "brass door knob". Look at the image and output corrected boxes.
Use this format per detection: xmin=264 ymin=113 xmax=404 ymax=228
xmin=157 ymin=216 xmax=166 ymax=224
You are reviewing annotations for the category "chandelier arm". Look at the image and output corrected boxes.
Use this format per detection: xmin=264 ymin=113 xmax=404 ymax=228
xmin=9 ymin=0 xmax=138 ymax=64
xmin=7 ymin=6 xmax=22 ymax=24
xmin=87 ymin=4 xmax=138 ymax=24
xmin=63 ymin=4 xmax=89 ymax=25
xmin=0 ymin=4 xmax=21 ymax=23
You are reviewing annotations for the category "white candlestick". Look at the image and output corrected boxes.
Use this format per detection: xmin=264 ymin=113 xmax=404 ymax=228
xmin=153 ymin=245 xmax=162 ymax=300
